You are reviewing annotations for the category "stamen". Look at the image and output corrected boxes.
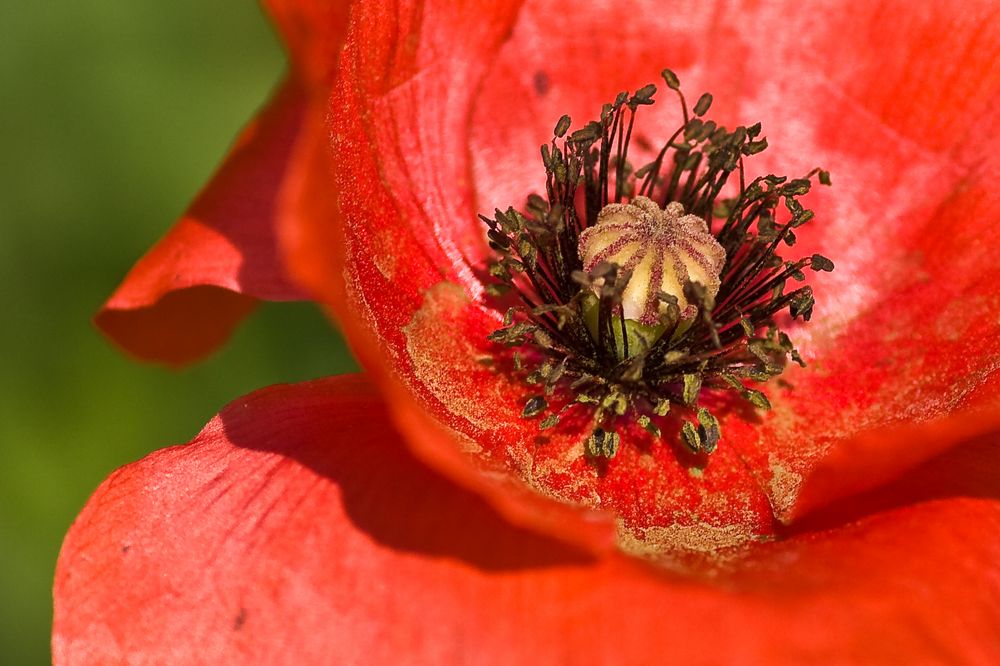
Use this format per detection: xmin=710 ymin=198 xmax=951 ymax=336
xmin=482 ymin=71 xmax=832 ymax=461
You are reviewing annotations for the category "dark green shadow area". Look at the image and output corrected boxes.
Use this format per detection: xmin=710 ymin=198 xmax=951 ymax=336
xmin=0 ymin=2 xmax=358 ymax=663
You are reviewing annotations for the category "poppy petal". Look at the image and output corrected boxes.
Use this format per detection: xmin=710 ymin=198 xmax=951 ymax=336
xmin=53 ymin=375 xmax=1000 ymax=664
xmin=264 ymin=0 xmax=350 ymax=89
xmin=321 ymin=0 xmax=1000 ymax=544
xmin=96 ymin=77 xmax=329 ymax=365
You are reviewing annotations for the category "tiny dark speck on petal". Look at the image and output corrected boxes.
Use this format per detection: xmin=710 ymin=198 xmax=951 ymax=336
xmin=234 ymin=607 xmax=247 ymax=631
xmin=121 ymin=545 xmax=130 ymax=554
xmin=533 ymin=70 xmax=550 ymax=96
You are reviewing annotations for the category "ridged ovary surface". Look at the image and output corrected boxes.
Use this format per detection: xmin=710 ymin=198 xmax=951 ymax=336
xmin=578 ymin=196 xmax=726 ymax=325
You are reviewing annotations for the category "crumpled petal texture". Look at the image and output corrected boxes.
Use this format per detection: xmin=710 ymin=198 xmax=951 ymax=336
xmin=321 ymin=0 xmax=1000 ymax=550
xmin=53 ymin=377 xmax=1000 ymax=665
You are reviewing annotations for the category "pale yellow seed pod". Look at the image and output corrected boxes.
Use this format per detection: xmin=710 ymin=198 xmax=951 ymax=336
xmin=578 ymin=196 xmax=726 ymax=326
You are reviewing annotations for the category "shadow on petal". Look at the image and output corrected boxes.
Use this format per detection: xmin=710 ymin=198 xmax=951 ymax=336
xmin=217 ymin=375 xmax=594 ymax=571
xmin=96 ymin=285 xmax=257 ymax=365
xmin=785 ymin=432 xmax=1000 ymax=536
xmin=54 ymin=377 xmax=1000 ymax=664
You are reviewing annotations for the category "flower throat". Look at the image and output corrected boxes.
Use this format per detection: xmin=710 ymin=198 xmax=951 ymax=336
xmin=482 ymin=70 xmax=832 ymax=459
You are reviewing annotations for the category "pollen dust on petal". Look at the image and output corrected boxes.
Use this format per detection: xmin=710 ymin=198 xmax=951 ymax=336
xmin=370 ymin=226 xmax=401 ymax=280
xmin=402 ymin=282 xmax=513 ymax=435
xmin=401 ymin=282 xmax=601 ymax=506
xmin=615 ymin=518 xmax=758 ymax=572
xmin=766 ymin=455 xmax=803 ymax=517
xmin=751 ymin=391 xmax=826 ymax=519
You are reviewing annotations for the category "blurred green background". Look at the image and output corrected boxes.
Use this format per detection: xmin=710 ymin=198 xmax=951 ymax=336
xmin=0 ymin=2 xmax=357 ymax=662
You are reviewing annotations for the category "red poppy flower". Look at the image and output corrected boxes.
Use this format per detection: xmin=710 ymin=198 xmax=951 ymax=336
xmin=57 ymin=0 xmax=1000 ymax=663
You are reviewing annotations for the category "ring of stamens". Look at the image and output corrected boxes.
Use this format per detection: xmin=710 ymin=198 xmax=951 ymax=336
xmin=482 ymin=70 xmax=833 ymax=459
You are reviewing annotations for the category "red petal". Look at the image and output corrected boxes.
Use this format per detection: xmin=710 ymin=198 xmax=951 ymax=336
xmin=100 ymin=3 xmax=351 ymax=365
xmin=316 ymin=0 xmax=1000 ymax=544
xmin=53 ymin=376 xmax=1000 ymax=664
xmin=97 ymin=78 xmax=331 ymax=365
xmin=264 ymin=0 xmax=350 ymax=89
